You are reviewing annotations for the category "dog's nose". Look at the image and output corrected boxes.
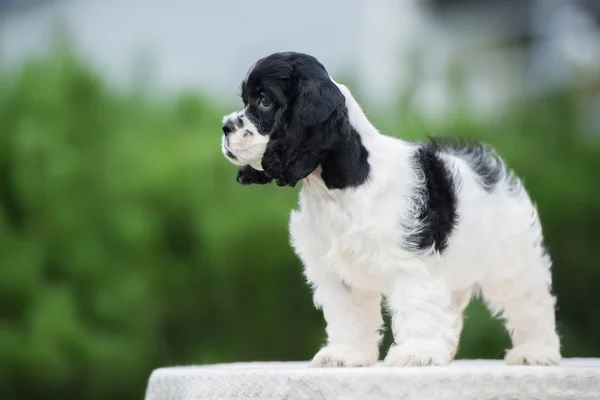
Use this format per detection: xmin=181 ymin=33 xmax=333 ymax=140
xmin=222 ymin=120 xmax=235 ymax=135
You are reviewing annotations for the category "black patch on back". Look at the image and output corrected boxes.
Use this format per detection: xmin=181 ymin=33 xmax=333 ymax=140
xmin=431 ymin=137 xmax=505 ymax=192
xmin=407 ymin=142 xmax=459 ymax=253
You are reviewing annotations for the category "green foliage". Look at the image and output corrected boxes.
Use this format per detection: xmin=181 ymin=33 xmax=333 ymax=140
xmin=0 ymin=54 xmax=598 ymax=400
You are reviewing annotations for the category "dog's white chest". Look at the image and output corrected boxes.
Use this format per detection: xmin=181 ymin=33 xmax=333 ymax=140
xmin=290 ymin=192 xmax=394 ymax=292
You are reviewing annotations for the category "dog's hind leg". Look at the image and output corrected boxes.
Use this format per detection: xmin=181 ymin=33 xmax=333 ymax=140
xmin=478 ymin=251 xmax=561 ymax=365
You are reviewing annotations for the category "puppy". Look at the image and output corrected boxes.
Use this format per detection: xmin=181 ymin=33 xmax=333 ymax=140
xmin=221 ymin=52 xmax=561 ymax=367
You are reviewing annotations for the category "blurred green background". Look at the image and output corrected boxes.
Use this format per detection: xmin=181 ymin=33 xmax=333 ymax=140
xmin=1 ymin=1 xmax=600 ymax=399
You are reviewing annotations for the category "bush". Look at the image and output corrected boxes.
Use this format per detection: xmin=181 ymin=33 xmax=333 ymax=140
xmin=0 ymin=54 xmax=598 ymax=400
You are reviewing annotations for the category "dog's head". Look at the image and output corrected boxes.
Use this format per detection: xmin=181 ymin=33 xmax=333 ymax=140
xmin=221 ymin=52 xmax=350 ymax=187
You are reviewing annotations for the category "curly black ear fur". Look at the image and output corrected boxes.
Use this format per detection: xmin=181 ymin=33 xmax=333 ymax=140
xmin=236 ymin=165 xmax=273 ymax=185
xmin=260 ymin=78 xmax=347 ymax=187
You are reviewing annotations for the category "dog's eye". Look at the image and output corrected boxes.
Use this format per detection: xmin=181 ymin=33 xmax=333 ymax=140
xmin=258 ymin=96 xmax=272 ymax=109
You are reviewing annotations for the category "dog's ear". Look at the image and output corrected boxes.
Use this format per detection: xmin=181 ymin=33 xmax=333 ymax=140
xmin=261 ymin=78 xmax=345 ymax=187
xmin=236 ymin=165 xmax=273 ymax=185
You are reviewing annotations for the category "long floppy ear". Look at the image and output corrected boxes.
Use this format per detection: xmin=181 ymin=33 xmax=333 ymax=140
xmin=261 ymin=78 xmax=345 ymax=187
xmin=236 ymin=165 xmax=273 ymax=185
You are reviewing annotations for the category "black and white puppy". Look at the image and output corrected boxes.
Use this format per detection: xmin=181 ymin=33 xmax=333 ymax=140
xmin=221 ymin=52 xmax=561 ymax=367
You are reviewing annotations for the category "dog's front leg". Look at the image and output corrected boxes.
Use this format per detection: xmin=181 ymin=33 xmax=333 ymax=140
xmin=307 ymin=271 xmax=383 ymax=367
xmin=384 ymin=276 xmax=459 ymax=366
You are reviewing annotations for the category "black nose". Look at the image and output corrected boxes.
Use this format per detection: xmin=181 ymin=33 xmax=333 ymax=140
xmin=222 ymin=120 xmax=234 ymax=135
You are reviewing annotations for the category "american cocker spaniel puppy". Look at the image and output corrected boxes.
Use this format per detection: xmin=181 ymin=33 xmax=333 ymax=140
xmin=220 ymin=52 xmax=561 ymax=367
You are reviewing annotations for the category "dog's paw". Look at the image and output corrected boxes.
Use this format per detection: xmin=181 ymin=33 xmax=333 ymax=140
xmin=310 ymin=344 xmax=377 ymax=368
xmin=505 ymin=343 xmax=561 ymax=366
xmin=385 ymin=340 xmax=452 ymax=367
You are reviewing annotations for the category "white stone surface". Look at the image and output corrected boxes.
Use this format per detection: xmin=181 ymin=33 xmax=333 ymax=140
xmin=144 ymin=358 xmax=600 ymax=400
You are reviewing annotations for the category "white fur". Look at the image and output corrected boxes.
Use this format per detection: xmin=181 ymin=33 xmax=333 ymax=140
xmin=221 ymin=110 xmax=269 ymax=171
xmin=289 ymin=81 xmax=561 ymax=367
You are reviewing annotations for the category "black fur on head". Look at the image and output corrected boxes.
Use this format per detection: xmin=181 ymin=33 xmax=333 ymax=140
xmin=237 ymin=52 xmax=369 ymax=188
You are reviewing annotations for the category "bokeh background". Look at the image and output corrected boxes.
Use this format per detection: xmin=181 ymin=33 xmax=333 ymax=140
xmin=1 ymin=0 xmax=599 ymax=399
